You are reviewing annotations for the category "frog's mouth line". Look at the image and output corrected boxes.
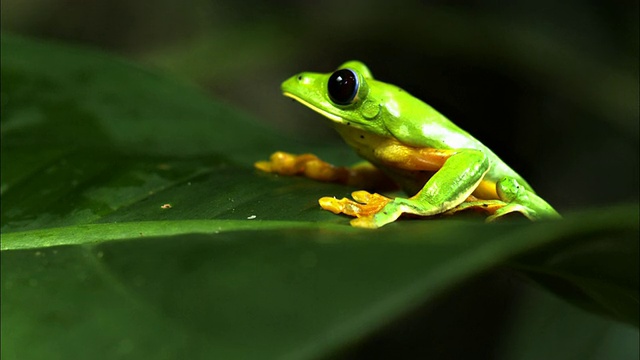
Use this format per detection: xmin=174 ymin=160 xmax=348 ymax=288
xmin=283 ymin=92 xmax=345 ymax=124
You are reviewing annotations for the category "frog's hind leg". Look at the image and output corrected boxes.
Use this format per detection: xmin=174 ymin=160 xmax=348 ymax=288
xmin=351 ymin=149 xmax=490 ymax=228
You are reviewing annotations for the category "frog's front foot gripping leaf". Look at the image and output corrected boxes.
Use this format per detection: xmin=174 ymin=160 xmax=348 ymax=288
xmin=318 ymin=191 xmax=393 ymax=228
xmin=254 ymin=151 xmax=400 ymax=228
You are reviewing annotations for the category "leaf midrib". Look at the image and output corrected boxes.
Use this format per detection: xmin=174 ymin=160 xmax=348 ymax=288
xmin=0 ymin=219 xmax=357 ymax=251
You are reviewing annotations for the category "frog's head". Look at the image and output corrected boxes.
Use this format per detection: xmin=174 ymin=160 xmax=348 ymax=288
xmin=281 ymin=61 xmax=392 ymax=137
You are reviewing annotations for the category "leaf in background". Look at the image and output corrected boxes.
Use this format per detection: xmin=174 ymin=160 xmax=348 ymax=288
xmin=512 ymin=225 xmax=639 ymax=328
xmin=0 ymin=33 xmax=285 ymax=159
xmin=1 ymin=33 xmax=638 ymax=359
xmin=498 ymin=283 xmax=639 ymax=360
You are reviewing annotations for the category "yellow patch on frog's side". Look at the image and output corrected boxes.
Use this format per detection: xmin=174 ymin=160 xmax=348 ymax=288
xmin=472 ymin=179 xmax=499 ymax=200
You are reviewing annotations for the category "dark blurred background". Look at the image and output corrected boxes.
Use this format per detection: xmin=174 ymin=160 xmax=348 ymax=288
xmin=2 ymin=0 xmax=638 ymax=211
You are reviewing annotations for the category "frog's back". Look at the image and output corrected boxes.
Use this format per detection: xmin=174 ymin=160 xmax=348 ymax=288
xmin=383 ymin=96 xmax=534 ymax=192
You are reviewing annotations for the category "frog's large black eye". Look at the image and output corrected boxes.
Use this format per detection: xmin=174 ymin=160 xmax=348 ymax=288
xmin=328 ymin=69 xmax=358 ymax=105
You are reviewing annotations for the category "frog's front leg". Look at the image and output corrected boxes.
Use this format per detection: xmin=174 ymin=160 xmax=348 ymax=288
xmin=352 ymin=148 xmax=490 ymax=228
xmin=255 ymin=151 xmax=395 ymax=190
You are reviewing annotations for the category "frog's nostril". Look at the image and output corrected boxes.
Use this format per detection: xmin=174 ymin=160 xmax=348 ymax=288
xmin=297 ymin=75 xmax=303 ymax=81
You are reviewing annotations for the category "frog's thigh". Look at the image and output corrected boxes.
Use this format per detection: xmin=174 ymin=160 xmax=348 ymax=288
xmin=409 ymin=149 xmax=489 ymax=207
xmin=354 ymin=149 xmax=489 ymax=228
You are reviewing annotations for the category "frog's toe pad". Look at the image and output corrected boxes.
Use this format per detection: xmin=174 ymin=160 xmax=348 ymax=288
xmin=349 ymin=216 xmax=381 ymax=229
xmin=319 ymin=197 xmax=345 ymax=214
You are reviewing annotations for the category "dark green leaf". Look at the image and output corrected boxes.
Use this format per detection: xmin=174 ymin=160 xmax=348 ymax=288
xmin=1 ymin=34 xmax=638 ymax=359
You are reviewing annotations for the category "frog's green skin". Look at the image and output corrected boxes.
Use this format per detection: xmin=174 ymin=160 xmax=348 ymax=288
xmin=279 ymin=61 xmax=560 ymax=228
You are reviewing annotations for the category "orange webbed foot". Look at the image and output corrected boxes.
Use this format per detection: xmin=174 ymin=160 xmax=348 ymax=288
xmin=319 ymin=191 xmax=392 ymax=218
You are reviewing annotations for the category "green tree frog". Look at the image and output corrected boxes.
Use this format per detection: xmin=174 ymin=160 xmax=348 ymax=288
xmin=256 ymin=61 xmax=560 ymax=228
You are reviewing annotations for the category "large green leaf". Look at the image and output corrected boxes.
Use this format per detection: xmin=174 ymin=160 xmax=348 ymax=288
xmin=1 ymin=34 xmax=638 ymax=359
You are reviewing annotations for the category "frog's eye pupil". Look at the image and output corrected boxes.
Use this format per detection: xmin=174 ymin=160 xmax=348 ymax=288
xmin=328 ymin=69 xmax=358 ymax=105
